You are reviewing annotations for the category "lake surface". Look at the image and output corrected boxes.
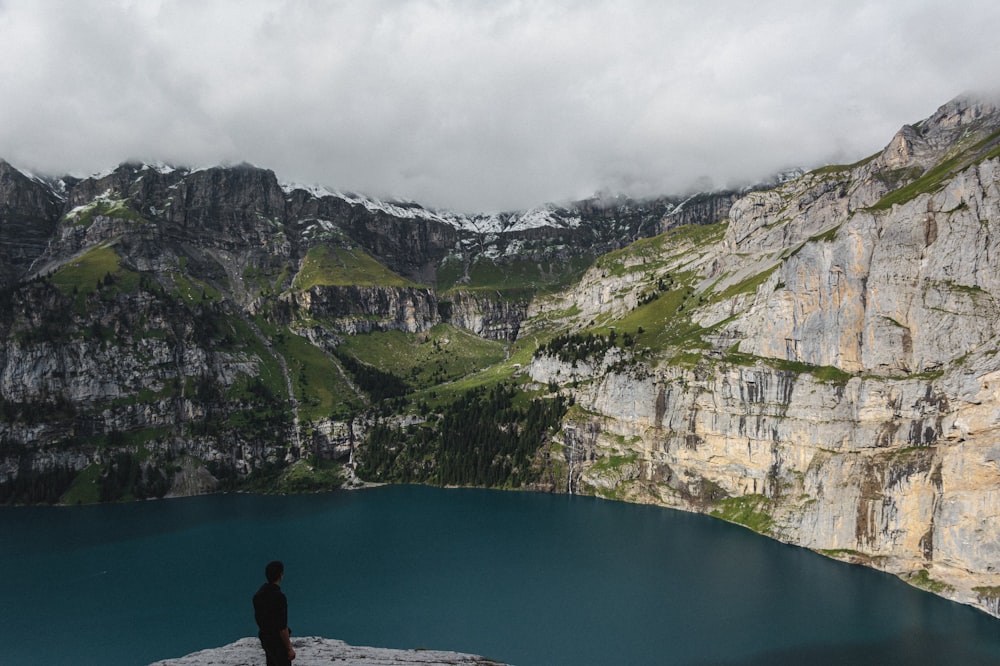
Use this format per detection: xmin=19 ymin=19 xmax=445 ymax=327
xmin=2 ymin=486 xmax=1000 ymax=665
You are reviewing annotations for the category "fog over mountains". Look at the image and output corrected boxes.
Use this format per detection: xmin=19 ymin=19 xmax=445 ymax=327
xmin=3 ymin=1 xmax=1000 ymax=211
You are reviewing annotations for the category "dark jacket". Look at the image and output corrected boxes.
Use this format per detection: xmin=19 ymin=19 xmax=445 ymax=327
xmin=253 ymin=582 xmax=288 ymax=636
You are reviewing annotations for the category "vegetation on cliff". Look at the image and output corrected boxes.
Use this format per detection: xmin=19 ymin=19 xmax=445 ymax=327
xmin=357 ymin=383 xmax=567 ymax=488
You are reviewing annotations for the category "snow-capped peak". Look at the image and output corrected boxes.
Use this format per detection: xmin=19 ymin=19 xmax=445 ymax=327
xmin=280 ymin=180 xmax=339 ymax=199
xmin=141 ymin=161 xmax=180 ymax=175
xmin=279 ymin=181 xmax=585 ymax=234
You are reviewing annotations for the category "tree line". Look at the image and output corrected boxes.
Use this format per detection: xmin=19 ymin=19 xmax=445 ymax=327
xmin=334 ymin=350 xmax=409 ymax=401
xmin=536 ymin=330 xmax=638 ymax=364
xmin=357 ymin=383 xmax=567 ymax=488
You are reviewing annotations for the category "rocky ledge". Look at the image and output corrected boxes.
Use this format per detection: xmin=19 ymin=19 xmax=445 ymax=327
xmin=148 ymin=636 xmax=507 ymax=666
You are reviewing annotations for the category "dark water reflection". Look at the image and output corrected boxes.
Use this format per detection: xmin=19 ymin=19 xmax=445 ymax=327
xmin=1 ymin=486 xmax=998 ymax=665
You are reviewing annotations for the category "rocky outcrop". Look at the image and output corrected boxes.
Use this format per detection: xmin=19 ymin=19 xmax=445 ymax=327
xmin=441 ymin=290 xmax=529 ymax=341
xmin=0 ymin=161 xmax=63 ymax=289
xmin=336 ymin=210 xmax=460 ymax=285
xmin=528 ymin=94 xmax=1000 ymax=616
xmin=660 ymin=190 xmax=741 ymax=233
xmin=538 ymin=355 xmax=1000 ymax=614
xmin=2 ymin=158 xmax=699 ymax=498
xmin=148 ymin=636 xmax=506 ymax=666
xmin=730 ymin=185 xmax=1000 ymax=374
xmin=294 ymin=285 xmax=441 ymax=334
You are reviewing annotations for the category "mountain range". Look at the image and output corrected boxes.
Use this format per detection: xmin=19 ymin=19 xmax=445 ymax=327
xmin=2 ymin=93 xmax=1000 ymax=616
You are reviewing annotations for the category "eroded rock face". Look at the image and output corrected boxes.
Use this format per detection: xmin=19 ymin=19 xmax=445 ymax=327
xmin=661 ymin=191 xmax=742 ymax=233
xmin=0 ymin=161 xmax=63 ymax=289
xmin=729 ymin=159 xmax=1000 ymax=375
xmin=295 ymin=285 xmax=441 ymax=334
xmin=528 ymin=95 xmax=1000 ymax=616
xmin=545 ymin=357 xmax=1000 ymax=614
xmin=0 ymin=154 xmax=723 ymax=499
xmin=442 ymin=290 xmax=529 ymax=341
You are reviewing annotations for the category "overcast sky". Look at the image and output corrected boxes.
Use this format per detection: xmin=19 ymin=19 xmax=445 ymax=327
xmin=1 ymin=0 xmax=998 ymax=212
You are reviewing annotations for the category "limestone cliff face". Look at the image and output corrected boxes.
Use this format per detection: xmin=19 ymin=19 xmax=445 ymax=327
xmin=660 ymin=190 xmax=741 ymax=233
xmin=0 ymin=155 xmax=701 ymax=502
xmin=442 ymin=290 xmax=529 ymax=341
xmin=294 ymin=285 xmax=441 ymax=334
xmin=527 ymin=94 xmax=1000 ymax=616
xmin=0 ymin=280 xmax=295 ymax=492
xmin=0 ymin=161 xmax=63 ymax=289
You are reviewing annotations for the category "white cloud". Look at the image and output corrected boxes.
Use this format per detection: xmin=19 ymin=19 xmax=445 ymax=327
xmin=1 ymin=0 xmax=999 ymax=212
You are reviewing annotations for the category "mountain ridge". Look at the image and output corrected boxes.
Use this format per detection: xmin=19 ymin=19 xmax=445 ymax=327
xmin=4 ymin=92 xmax=1000 ymax=617
xmin=1 ymin=155 xmax=745 ymax=297
xmin=3 ymin=154 xmax=733 ymax=244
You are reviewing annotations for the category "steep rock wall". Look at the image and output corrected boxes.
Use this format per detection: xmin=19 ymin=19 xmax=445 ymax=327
xmin=293 ymin=285 xmax=441 ymax=334
xmin=661 ymin=191 xmax=740 ymax=233
xmin=726 ymin=159 xmax=1000 ymax=375
xmin=442 ymin=290 xmax=528 ymax=341
xmin=0 ymin=162 xmax=63 ymax=288
xmin=530 ymin=352 xmax=1000 ymax=615
xmin=528 ymin=96 xmax=1000 ymax=616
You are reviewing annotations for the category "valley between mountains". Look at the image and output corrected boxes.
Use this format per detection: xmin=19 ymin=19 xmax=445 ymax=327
xmin=3 ymin=94 xmax=1000 ymax=616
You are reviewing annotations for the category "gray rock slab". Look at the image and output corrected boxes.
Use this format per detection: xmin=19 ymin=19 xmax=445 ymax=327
xmin=148 ymin=636 xmax=507 ymax=666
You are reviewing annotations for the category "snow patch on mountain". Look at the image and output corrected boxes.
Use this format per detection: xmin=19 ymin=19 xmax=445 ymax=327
xmin=299 ymin=218 xmax=348 ymax=241
xmin=280 ymin=181 xmax=339 ymax=200
xmin=64 ymin=190 xmax=119 ymax=220
xmin=280 ymin=181 xmax=585 ymax=234
xmin=12 ymin=164 xmax=45 ymax=183
xmin=513 ymin=206 xmax=581 ymax=230
xmin=8 ymin=165 xmax=68 ymax=200
xmin=337 ymin=192 xmax=459 ymax=227
xmin=141 ymin=162 xmax=180 ymax=175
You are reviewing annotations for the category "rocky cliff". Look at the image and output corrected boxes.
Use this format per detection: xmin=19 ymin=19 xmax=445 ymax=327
xmin=0 ymin=161 xmax=63 ymax=289
xmin=525 ymin=94 xmax=1000 ymax=616
xmin=440 ymin=289 xmax=530 ymax=342
xmin=293 ymin=285 xmax=442 ymax=334
xmin=4 ymin=90 xmax=999 ymax=618
xmin=0 ymin=156 xmax=721 ymax=503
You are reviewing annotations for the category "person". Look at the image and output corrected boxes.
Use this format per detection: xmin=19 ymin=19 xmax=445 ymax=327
xmin=253 ymin=560 xmax=296 ymax=665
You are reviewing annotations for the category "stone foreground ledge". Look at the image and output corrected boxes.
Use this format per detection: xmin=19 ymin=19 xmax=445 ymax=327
xmin=149 ymin=636 xmax=507 ymax=666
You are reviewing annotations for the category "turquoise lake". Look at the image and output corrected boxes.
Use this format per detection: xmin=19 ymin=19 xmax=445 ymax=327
xmin=2 ymin=485 xmax=1000 ymax=665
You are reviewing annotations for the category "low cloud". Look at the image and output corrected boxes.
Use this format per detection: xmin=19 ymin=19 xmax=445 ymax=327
xmin=2 ymin=0 xmax=999 ymax=212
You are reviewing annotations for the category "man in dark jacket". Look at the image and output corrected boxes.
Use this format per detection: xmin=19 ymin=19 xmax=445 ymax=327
xmin=253 ymin=560 xmax=296 ymax=665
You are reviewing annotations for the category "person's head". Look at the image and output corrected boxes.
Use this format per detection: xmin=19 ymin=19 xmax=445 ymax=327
xmin=265 ymin=560 xmax=284 ymax=584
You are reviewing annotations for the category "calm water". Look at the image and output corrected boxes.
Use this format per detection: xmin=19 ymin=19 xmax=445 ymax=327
xmin=2 ymin=486 xmax=1000 ymax=665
